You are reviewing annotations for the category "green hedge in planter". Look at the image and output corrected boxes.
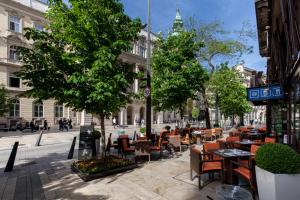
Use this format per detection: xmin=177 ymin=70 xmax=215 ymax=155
xmin=255 ymin=143 xmax=300 ymax=174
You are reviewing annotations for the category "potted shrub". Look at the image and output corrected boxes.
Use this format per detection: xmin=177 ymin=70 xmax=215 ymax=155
xmin=255 ymin=143 xmax=300 ymax=200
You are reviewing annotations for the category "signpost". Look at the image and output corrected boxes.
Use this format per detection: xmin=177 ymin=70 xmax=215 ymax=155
xmin=78 ymin=125 xmax=95 ymax=160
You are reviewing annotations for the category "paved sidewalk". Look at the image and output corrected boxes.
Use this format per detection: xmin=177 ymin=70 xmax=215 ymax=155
xmin=0 ymin=149 xmax=221 ymax=200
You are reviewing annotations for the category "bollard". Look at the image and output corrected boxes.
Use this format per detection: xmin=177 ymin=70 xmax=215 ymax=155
xmin=67 ymin=136 xmax=76 ymax=159
xmin=35 ymin=130 xmax=44 ymax=146
xmin=4 ymin=141 xmax=19 ymax=172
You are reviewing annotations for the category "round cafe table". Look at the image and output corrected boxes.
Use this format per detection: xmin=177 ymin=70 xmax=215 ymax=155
xmin=216 ymin=184 xmax=253 ymax=200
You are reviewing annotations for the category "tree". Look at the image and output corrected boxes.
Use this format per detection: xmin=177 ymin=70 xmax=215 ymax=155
xmin=186 ymin=19 xmax=254 ymax=127
xmin=208 ymin=64 xmax=252 ymax=125
xmin=191 ymin=107 xmax=199 ymax=120
xmin=17 ymin=0 xmax=142 ymax=153
xmin=0 ymin=85 xmax=9 ymax=116
xmin=151 ymin=31 xmax=208 ymax=119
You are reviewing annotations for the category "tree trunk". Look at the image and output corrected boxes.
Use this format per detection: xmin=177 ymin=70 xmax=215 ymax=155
xmin=202 ymin=89 xmax=211 ymax=129
xmin=232 ymin=114 xmax=235 ymax=126
xmin=215 ymin=94 xmax=219 ymax=127
xmin=240 ymin=115 xmax=244 ymax=126
xmin=99 ymin=114 xmax=106 ymax=157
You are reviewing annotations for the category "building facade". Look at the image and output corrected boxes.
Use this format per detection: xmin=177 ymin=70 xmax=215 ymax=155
xmin=0 ymin=0 xmax=174 ymax=129
xmin=255 ymin=0 xmax=300 ymax=148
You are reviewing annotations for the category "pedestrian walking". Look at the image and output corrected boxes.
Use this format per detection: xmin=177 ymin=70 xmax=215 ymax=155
xmin=43 ymin=120 xmax=48 ymax=131
xmin=63 ymin=118 xmax=68 ymax=131
xmin=30 ymin=119 xmax=35 ymax=133
xmin=58 ymin=118 xmax=63 ymax=131
xmin=112 ymin=117 xmax=116 ymax=129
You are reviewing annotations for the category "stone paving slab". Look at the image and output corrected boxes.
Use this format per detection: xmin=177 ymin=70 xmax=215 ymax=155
xmin=0 ymin=148 xmax=226 ymax=200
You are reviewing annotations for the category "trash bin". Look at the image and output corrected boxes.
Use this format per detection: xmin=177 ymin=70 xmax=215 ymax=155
xmin=216 ymin=185 xmax=253 ymax=200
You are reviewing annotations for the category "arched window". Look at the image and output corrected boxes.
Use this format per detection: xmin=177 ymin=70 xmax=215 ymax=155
xmin=9 ymin=45 xmax=19 ymax=60
xmin=54 ymin=103 xmax=63 ymax=118
xmin=9 ymin=99 xmax=20 ymax=117
xmin=33 ymin=101 xmax=43 ymax=117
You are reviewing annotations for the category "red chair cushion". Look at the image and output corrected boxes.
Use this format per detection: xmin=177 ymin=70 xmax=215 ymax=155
xmin=233 ymin=167 xmax=250 ymax=180
xmin=202 ymin=161 xmax=222 ymax=171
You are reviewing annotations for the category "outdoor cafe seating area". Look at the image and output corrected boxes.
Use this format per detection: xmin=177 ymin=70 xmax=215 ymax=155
xmin=190 ymin=125 xmax=274 ymax=199
xmin=104 ymin=125 xmax=273 ymax=198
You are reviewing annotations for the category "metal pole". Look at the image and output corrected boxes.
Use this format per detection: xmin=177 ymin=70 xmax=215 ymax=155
xmin=146 ymin=0 xmax=152 ymax=139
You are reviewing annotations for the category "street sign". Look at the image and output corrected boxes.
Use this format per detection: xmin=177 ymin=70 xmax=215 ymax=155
xmin=144 ymin=87 xmax=150 ymax=98
xmin=247 ymin=84 xmax=284 ymax=101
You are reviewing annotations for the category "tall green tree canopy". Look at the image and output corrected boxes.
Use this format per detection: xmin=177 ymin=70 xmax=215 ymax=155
xmin=208 ymin=64 xmax=251 ymax=121
xmin=187 ymin=19 xmax=254 ymax=72
xmin=151 ymin=31 xmax=208 ymax=118
xmin=17 ymin=0 xmax=141 ymax=140
xmin=0 ymin=85 xmax=9 ymax=117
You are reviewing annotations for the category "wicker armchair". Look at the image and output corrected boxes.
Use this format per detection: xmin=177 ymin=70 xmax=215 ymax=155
xmin=190 ymin=146 xmax=223 ymax=189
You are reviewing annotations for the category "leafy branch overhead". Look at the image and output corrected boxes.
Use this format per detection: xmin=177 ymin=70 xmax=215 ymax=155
xmin=186 ymin=19 xmax=254 ymax=72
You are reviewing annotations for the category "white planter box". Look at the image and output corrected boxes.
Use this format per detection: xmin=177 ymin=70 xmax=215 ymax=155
xmin=255 ymin=166 xmax=300 ymax=200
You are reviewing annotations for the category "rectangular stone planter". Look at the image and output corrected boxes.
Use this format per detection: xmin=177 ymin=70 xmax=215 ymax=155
xmin=71 ymin=163 xmax=138 ymax=182
xmin=255 ymin=166 xmax=300 ymax=200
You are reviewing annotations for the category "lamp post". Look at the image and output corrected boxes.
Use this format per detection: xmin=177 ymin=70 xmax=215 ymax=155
xmin=145 ymin=0 xmax=151 ymax=139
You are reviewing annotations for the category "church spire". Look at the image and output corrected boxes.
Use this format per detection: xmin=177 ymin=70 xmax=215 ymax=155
xmin=172 ymin=8 xmax=184 ymax=35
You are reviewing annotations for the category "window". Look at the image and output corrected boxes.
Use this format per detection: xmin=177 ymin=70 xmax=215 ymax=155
xmin=9 ymin=99 xmax=20 ymax=117
xmin=9 ymin=16 xmax=21 ymax=33
xmin=54 ymin=103 xmax=63 ymax=118
xmin=33 ymin=101 xmax=43 ymax=117
xmin=9 ymin=75 xmax=20 ymax=88
xmin=139 ymin=46 xmax=146 ymax=58
xmin=9 ymin=45 xmax=19 ymax=60
xmin=35 ymin=24 xmax=44 ymax=31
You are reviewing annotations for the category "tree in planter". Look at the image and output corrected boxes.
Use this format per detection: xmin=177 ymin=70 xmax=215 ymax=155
xmin=151 ymin=31 xmax=208 ymax=121
xmin=187 ymin=19 xmax=254 ymax=128
xmin=0 ymin=85 xmax=9 ymax=117
xmin=208 ymin=64 xmax=251 ymax=126
xmin=16 ymin=0 xmax=141 ymax=154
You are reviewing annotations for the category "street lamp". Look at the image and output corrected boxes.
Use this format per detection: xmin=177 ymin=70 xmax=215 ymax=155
xmin=145 ymin=0 xmax=151 ymax=139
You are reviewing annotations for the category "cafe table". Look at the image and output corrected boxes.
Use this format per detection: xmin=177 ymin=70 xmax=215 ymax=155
xmin=241 ymin=132 xmax=265 ymax=141
xmin=213 ymin=149 xmax=254 ymax=184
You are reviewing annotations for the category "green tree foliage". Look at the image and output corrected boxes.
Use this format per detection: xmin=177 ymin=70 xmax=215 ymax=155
xmin=187 ymin=19 xmax=254 ymax=72
xmin=0 ymin=85 xmax=9 ymax=116
xmin=191 ymin=107 xmax=199 ymax=120
xmin=151 ymin=31 xmax=208 ymax=119
xmin=208 ymin=64 xmax=251 ymax=123
xmin=16 ymin=0 xmax=142 ymax=150
xmin=186 ymin=19 xmax=254 ymax=128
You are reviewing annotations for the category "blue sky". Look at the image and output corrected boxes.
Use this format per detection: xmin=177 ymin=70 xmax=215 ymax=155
xmin=120 ymin=0 xmax=267 ymax=72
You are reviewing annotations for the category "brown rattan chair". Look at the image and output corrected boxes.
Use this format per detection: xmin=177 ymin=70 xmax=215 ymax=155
xmin=231 ymin=157 xmax=257 ymax=197
xmin=190 ymin=146 xmax=223 ymax=189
